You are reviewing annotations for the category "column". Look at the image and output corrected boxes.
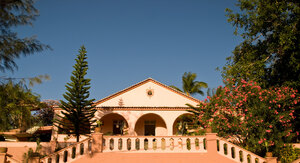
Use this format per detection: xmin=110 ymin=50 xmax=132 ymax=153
xmin=266 ymin=156 xmax=277 ymax=163
xmin=91 ymin=133 xmax=103 ymax=153
xmin=206 ymin=133 xmax=218 ymax=154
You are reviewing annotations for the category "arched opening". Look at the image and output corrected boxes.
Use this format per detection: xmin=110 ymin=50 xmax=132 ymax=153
xmin=134 ymin=113 xmax=167 ymax=136
xmin=100 ymin=113 xmax=128 ymax=135
xmin=172 ymin=113 xmax=194 ymax=135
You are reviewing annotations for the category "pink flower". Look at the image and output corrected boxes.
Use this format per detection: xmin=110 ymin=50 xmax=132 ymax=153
xmin=266 ymin=130 xmax=271 ymax=133
xmin=258 ymin=139 xmax=263 ymax=144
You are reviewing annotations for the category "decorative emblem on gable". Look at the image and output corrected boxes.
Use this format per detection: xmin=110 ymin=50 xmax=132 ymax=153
xmin=118 ymin=98 xmax=124 ymax=106
xmin=146 ymin=88 xmax=154 ymax=98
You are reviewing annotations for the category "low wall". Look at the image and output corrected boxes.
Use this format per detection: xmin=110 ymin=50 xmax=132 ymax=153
xmin=0 ymin=142 xmax=51 ymax=162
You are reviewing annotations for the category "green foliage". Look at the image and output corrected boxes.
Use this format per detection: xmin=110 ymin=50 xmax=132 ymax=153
xmin=54 ymin=46 xmax=96 ymax=142
xmin=276 ymin=145 xmax=300 ymax=163
xmin=223 ymin=0 xmax=300 ymax=90
xmin=0 ymin=75 xmax=50 ymax=87
xmin=170 ymin=72 xmax=208 ymax=96
xmin=190 ymin=78 xmax=299 ymax=158
xmin=0 ymin=81 xmax=44 ymax=131
xmin=0 ymin=0 xmax=50 ymax=72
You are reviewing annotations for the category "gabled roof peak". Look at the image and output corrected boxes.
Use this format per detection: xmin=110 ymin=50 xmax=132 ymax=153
xmin=94 ymin=78 xmax=200 ymax=106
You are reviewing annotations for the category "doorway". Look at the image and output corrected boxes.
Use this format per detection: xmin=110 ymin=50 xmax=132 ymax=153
xmin=144 ymin=120 xmax=156 ymax=136
xmin=113 ymin=120 xmax=125 ymax=135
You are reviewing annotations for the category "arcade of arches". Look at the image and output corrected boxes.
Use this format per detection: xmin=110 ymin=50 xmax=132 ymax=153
xmin=96 ymin=111 xmax=193 ymax=136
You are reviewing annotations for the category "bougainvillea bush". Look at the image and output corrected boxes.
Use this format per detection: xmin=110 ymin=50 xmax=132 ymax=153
xmin=189 ymin=78 xmax=299 ymax=157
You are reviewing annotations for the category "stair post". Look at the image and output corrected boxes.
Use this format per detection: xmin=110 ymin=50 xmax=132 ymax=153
xmin=50 ymin=140 xmax=57 ymax=153
xmin=0 ymin=147 xmax=7 ymax=163
xmin=206 ymin=133 xmax=218 ymax=155
xmin=91 ymin=132 xmax=103 ymax=153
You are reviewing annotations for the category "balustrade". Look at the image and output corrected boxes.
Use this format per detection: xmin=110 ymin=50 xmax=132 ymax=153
xmin=102 ymin=136 xmax=207 ymax=153
xmin=40 ymin=138 xmax=92 ymax=163
xmin=39 ymin=134 xmax=276 ymax=163
xmin=217 ymin=138 xmax=267 ymax=163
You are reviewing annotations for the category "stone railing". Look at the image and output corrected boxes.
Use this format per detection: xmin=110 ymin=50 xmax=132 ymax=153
xmin=217 ymin=138 xmax=269 ymax=163
xmin=102 ymin=135 xmax=207 ymax=153
xmin=40 ymin=138 xmax=92 ymax=163
xmin=16 ymin=133 xmax=278 ymax=163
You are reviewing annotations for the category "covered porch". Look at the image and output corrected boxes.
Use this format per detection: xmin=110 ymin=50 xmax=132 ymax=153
xmin=93 ymin=108 xmax=194 ymax=137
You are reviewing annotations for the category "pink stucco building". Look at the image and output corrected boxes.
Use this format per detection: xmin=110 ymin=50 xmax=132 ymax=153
xmin=52 ymin=78 xmax=199 ymax=141
xmin=0 ymin=78 xmax=283 ymax=163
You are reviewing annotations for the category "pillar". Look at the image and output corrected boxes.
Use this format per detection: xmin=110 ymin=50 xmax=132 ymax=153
xmin=91 ymin=133 xmax=103 ymax=153
xmin=50 ymin=140 xmax=57 ymax=153
xmin=166 ymin=121 xmax=173 ymax=136
xmin=266 ymin=157 xmax=277 ymax=163
xmin=206 ymin=133 xmax=218 ymax=154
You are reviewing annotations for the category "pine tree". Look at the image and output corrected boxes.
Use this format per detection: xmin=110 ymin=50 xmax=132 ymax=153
xmin=55 ymin=46 xmax=96 ymax=142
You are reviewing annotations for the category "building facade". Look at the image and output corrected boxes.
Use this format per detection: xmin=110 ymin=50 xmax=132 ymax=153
xmin=52 ymin=78 xmax=200 ymax=141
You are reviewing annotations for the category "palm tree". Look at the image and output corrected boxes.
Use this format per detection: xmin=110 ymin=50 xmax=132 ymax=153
xmin=170 ymin=72 xmax=208 ymax=96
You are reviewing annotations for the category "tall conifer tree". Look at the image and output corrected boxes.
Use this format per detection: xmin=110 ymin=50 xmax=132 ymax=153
xmin=55 ymin=46 xmax=96 ymax=142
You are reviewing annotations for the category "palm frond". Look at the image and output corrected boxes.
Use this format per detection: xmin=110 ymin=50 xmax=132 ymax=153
xmin=169 ymin=85 xmax=183 ymax=92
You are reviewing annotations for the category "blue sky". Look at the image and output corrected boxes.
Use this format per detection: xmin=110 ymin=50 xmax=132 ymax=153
xmin=7 ymin=0 xmax=242 ymax=101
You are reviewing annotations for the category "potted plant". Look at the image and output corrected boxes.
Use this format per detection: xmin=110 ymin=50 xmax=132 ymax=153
xmin=95 ymin=120 xmax=103 ymax=133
